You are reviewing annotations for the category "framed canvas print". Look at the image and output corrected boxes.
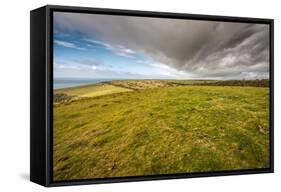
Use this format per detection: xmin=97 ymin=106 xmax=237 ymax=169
xmin=30 ymin=5 xmax=274 ymax=187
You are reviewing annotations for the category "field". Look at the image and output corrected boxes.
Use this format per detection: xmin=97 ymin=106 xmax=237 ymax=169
xmin=53 ymin=79 xmax=270 ymax=181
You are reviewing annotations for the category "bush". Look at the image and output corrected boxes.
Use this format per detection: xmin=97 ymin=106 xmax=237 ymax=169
xmin=54 ymin=93 xmax=73 ymax=103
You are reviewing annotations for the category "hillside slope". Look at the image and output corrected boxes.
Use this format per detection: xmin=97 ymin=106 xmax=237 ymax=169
xmin=53 ymin=85 xmax=270 ymax=180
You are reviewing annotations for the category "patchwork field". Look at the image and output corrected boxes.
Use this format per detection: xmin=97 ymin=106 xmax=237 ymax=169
xmin=53 ymin=80 xmax=270 ymax=181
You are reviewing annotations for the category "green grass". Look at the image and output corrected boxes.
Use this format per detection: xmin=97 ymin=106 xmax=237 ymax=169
xmin=53 ymin=80 xmax=270 ymax=181
xmin=54 ymin=83 xmax=132 ymax=101
xmin=109 ymin=79 xmax=176 ymax=90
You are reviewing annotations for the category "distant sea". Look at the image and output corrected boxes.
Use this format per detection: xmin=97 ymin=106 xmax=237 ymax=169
xmin=54 ymin=78 xmax=114 ymax=89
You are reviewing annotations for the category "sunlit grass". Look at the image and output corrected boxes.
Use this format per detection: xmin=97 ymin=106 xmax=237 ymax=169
xmin=53 ymin=81 xmax=270 ymax=181
xmin=54 ymin=83 xmax=132 ymax=99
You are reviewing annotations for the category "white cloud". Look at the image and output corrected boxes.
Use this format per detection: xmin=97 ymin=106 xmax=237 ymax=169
xmin=83 ymin=39 xmax=113 ymax=49
xmin=54 ymin=40 xmax=85 ymax=50
xmin=91 ymin=65 xmax=97 ymax=70
xmin=123 ymin=48 xmax=135 ymax=54
xmin=54 ymin=62 xmax=82 ymax=70
xmin=84 ymin=38 xmax=136 ymax=58
xmin=54 ymin=59 xmax=107 ymax=72
xmin=148 ymin=62 xmax=191 ymax=78
xmin=114 ymin=51 xmax=135 ymax=58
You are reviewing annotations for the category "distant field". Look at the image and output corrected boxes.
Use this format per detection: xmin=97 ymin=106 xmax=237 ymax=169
xmin=54 ymin=83 xmax=132 ymax=102
xmin=53 ymin=80 xmax=270 ymax=181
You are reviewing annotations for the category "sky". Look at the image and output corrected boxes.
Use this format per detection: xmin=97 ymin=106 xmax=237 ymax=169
xmin=53 ymin=12 xmax=270 ymax=80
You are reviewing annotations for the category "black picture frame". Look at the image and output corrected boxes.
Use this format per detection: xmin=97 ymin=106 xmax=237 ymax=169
xmin=30 ymin=5 xmax=274 ymax=187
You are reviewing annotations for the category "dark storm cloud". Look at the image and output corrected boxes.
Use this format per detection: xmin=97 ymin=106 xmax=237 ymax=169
xmin=54 ymin=12 xmax=270 ymax=79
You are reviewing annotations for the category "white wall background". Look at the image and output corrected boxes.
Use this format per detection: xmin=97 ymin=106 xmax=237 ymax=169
xmin=0 ymin=0 xmax=279 ymax=191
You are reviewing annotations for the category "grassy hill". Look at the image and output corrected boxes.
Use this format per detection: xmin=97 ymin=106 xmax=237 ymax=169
xmin=53 ymin=80 xmax=270 ymax=181
xmin=54 ymin=83 xmax=132 ymax=101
